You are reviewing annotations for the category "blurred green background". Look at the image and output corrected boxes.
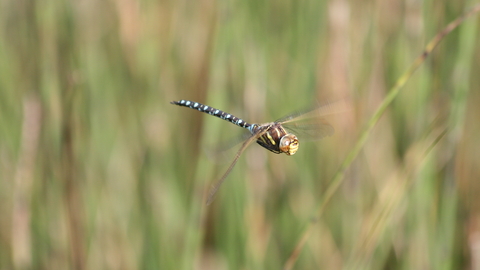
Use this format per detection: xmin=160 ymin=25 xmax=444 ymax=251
xmin=1 ymin=0 xmax=480 ymax=269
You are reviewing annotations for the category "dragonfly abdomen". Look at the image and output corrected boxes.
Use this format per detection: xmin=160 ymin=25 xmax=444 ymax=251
xmin=170 ymin=100 xmax=252 ymax=129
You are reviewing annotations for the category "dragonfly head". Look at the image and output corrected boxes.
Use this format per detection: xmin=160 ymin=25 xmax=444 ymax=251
xmin=279 ymin=134 xmax=299 ymax=155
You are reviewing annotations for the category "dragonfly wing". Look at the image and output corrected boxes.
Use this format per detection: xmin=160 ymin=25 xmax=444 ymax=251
xmin=204 ymin=131 xmax=253 ymax=164
xmin=206 ymin=128 xmax=267 ymax=205
xmin=282 ymin=121 xmax=334 ymax=141
xmin=276 ymin=99 xmax=350 ymax=124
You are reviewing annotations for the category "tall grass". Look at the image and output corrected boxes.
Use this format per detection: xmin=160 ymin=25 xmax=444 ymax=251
xmin=1 ymin=0 xmax=479 ymax=269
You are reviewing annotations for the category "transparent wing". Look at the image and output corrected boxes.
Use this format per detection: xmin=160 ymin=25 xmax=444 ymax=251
xmin=282 ymin=121 xmax=334 ymax=141
xmin=276 ymin=99 xmax=350 ymax=141
xmin=204 ymin=131 xmax=253 ymax=164
xmin=206 ymin=127 xmax=267 ymax=205
xmin=276 ymin=99 xmax=350 ymax=124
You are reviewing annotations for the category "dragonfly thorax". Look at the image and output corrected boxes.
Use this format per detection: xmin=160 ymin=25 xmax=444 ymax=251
xmin=251 ymin=123 xmax=299 ymax=156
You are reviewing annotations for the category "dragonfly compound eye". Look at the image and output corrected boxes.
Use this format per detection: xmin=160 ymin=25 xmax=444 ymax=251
xmin=279 ymin=134 xmax=299 ymax=155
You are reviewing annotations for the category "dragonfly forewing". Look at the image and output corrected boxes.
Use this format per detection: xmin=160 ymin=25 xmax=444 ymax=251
xmin=276 ymin=99 xmax=350 ymax=124
xmin=282 ymin=121 xmax=334 ymax=142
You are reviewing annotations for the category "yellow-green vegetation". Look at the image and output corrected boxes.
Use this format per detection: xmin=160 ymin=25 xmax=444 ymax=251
xmin=1 ymin=0 xmax=480 ymax=269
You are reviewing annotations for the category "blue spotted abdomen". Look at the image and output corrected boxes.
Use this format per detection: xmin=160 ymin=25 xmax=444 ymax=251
xmin=170 ymin=100 xmax=252 ymax=130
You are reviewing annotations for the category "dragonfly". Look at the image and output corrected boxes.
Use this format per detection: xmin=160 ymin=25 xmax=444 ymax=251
xmin=171 ymin=99 xmax=342 ymax=204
